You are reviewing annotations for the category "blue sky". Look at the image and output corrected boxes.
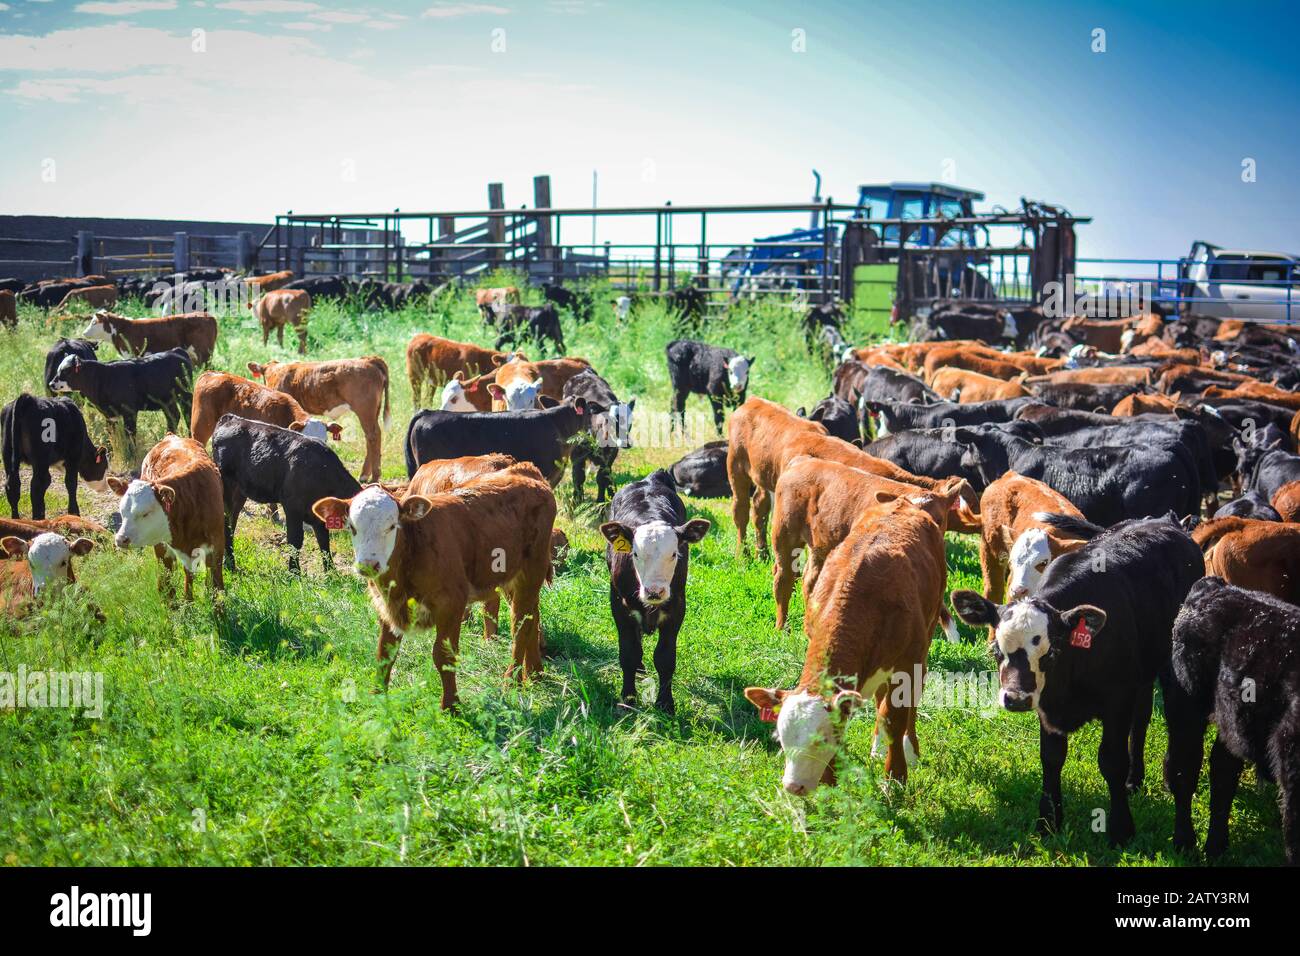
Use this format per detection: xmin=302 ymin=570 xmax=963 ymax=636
xmin=1 ymin=0 xmax=1296 ymax=260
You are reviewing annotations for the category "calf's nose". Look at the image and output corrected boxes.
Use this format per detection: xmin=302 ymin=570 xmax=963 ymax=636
xmin=784 ymin=780 xmax=809 ymax=797
xmin=1002 ymin=690 xmax=1033 ymax=712
xmin=1009 ymin=585 xmax=1029 ymax=600
xmin=114 ymin=532 xmax=130 ymax=549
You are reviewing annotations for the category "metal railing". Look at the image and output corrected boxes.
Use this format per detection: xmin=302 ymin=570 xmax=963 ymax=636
xmin=1075 ymin=256 xmax=1298 ymax=323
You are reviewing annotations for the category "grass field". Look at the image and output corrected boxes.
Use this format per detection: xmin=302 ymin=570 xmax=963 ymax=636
xmin=0 ymin=281 xmax=1284 ymax=866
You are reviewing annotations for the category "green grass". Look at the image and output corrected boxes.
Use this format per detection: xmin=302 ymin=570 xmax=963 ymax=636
xmin=0 ymin=281 xmax=1284 ymax=866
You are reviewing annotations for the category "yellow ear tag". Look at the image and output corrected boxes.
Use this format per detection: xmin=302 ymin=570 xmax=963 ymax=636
xmin=613 ymin=536 xmax=632 ymax=553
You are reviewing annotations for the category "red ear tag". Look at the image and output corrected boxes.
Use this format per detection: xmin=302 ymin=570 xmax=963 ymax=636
xmin=1070 ymin=618 xmax=1092 ymax=649
xmin=759 ymin=707 xmax=777 ymax=724
xmin=325 ymin=515 xmax=344 ymax=531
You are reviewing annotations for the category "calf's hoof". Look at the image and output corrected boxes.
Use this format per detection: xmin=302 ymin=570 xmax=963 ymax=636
xmin=1108 ymin=815 xmax=1136 ymax=847
xmin=1204 ymin=829 xmax=1229 ymax=859
xmin=654 ymin=696 xmax=676 ymax=716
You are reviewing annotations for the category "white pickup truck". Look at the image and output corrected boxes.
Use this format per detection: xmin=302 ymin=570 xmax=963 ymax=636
xmin=1183 ymin=241 xmax=1300 ymax=322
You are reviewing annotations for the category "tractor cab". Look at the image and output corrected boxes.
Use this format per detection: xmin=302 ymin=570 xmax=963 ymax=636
xmin=854 ymin=182 xmax=984 ymax=247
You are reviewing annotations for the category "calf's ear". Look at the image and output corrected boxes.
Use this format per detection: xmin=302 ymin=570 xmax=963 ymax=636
xmin=106 ymin=476 xmax=131 ymax=496
xmin=743 ymin=686 xmax=784 ymax=711
xmin=399 ymin=495 xmax=432 ymax=523
xmin=950 ymin=589 xmax=1000 ymax=627
xmin=287 ymin=421 xmax=305 ymax=432
xmin=1060 ymin=604 xmax=1106 ymax=638
xmin=0 ymin=536 xmax=29 ymax=559
xmin=155 ymin=485 xmax=177 ymax=513
xmin=328 ymin=424 xmax=343 ymax=440
xmin=487 ymin=383 xmax=505 ymax=400
xmin=832 ymin=689 xmax=865 ymax=720
xmin=312 ymin=497 xmax=350 ymax=528
xmin=676 ymin=518 xmax=711 ymax=543
xmin=599 ymin=521 xmax=633 ymax=552
xmin=70 ymin=538 xmax=95 ymax=557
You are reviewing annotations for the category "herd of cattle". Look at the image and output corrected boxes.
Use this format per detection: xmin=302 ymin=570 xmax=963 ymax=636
xmin=2 ymin=276 xmax=1299 ymax=865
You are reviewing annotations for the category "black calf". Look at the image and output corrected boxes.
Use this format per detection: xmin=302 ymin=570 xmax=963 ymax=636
xmin=1 ymin=393 xmax=109 ymax=519
xmin=599 ymin=469 xmax=709 ymax=713
xmin=951 ymin=515 xmax=1203 ymax=844
xmin=668 ymin=441 xmax=730 ymax=498
xmin=1166 ymin=577 xmax=1300 ymax=863
xmin=210 ymin=415 xmax=361 ymax=572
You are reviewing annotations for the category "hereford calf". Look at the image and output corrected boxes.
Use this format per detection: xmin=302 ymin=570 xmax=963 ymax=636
xmin=108 ymin=435 xmax=225 ymax=601
xmin=1192 ymin=516 xmax=1300 ymax=604
xmin=1061 ymin=315 xmax=1142 ymax=353
xmin=922 ymin=347 xmax=1031 ymax=383
xmin=1166 ymin=577 xmax=1300 ymax=863
xmin=190 ymin=371 xmax=341 ymax=447
xmin=952 ymin=515 xmax=1203 ymax=843
xmin=770 ymin=455 xmax=972 ymax=634
xmin=251 ymin=290 xmax=311 ymax=354
xmin=746 ymin=492 xmax=953 ymax=791
xmin=490 ymin=357 xmax=592 ymax=410
xmin=211 ymin=415 xmax=361 ymax=572
xmin=0 ymin=532 xmax=96 ymax=619
xmin=248 ymin=357 xmax=390 ymax=483
xmin=82 ymin=309 xmax=218 ymax=364
xmin=54 ymin=284 xmax=117 ymax=314
xmin=600 ymin=469 xmax=710 ymax=713
xmin=406 ymin=453 xmax=519 ymax=641
xmin=439 ymin=369 xmax=498 ymax=412
xmin=405 ymin=333 xmax=520 ymax=405
xmin=2 ymin=393 xmax=110 ymax=519
xmin=977 ymin=474 xmax=1088 ymax=606
xmin=312 ymin=462 xmax=557 ymax=708
xmin=930 ymin=367 xmax=1029 ymax=402
xmin=475 ymin=286 xmax=520 ymax=322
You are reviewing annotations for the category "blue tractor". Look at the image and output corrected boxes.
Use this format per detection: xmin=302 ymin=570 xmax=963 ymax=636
xmin=725 ymin=177 xmax=986 ymax=297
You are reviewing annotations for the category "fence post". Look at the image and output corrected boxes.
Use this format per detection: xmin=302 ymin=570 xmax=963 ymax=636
xmin=75 ymin=230 xmax=93 ymax=277
xmin=533 ymin=174 xmax=554 ymax=277
xmin=173 ymin=232 xmax=190 ymax=274
xmin=487 ymin=183 xmax=504 ymax=270
xmin=236 ymin=231 xmax=254 ymax=273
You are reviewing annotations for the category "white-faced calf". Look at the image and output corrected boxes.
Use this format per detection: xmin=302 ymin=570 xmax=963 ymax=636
xmin=599 ymin=469 xmax=709 ymax=714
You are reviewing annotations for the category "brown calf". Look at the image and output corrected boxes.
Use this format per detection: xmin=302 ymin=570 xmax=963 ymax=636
xmin=1193 ymin=517 xmax=1300 ymax=604
xmin=746 ymin=493 xmax=952 ymax=791
xmin=84 ymin=309 xmax=219 ymax=364
xmin=312 ymin=462 xmax=557 ymax=709
xmin=930 ymin=366 xmax=1030 ymax=402
xmin=1026 ymin=365 xmax=1153 ymax=388
xmin=248 ymin=357 xmax=390 ymax=482
xmin=251 ymin=289 xmax=311 ymax=354
xmin=770 ymin=454 xmax=972 ymax=632
xmin=0 ymin=533 xmax=96 ymax=619
xmin=189 ymin=371 xmax=342 ymax=446
xmin=727 ymin=397 xmax=979 ymax=557
xmin=976 ymin=473 xmax=1088 ymax=609
xmin=0 ymin=514 xmax=107 ymax=542
xmin=923 ymin=347 xmax=1031 ymax=383
xmin=243 ymin=270 xmax=293 ymax=294
xmin=405 ymin=333 xmax=521 ymax=405
xmin=1272 ymin=480 xmax=1300 ymax=522
xmin=476 ymin=286 xmax=521 ymax=321
xmin=107 ymin=435 xmax=225 ymax=601
xmin=1202 ymin=382 xmax=1300 ymax=412
xmin=406 ymin=453 xmax=520 ymax=641
xmin=1112 ymin=392 xmax=1182 ymax=416
xmin=54 ymin=284 xmax=117 ymax=314
xmin=489 ymin=357 xmax=592 ymax=409
xmin=1061 ymin=315 xmax=1143 ymax=353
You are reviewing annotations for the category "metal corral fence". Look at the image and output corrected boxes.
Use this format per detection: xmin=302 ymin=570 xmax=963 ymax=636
xmin=274 ymin=184 xmax=1086 ymax=318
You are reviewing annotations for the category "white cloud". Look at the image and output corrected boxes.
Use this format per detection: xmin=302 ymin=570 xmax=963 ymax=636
xmin=282 ymin=20 xmax=329 ymax=31
xmin=421 ymin=3 xmax=509 ymax=18
xmin=74 ymin=1 xmax=177 ymax=13
xmin=309 ymin=10 xmax=365 ymax=23
xmin=0 ymin=24 xmax=389 ymax=107
xmin=214 ymin=0 xmax=319 ymax=13
xmin=363 ymin=19 xmax=397 ymax=30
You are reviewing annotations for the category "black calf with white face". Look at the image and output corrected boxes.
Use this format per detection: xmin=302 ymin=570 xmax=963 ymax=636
xmin=600 ymin=469 xmax=710 ymax=714
xmin=950 ymin=592 xmax=1105 ymax=714
xmin=950 ymin=514 xmax=1203 ymax=846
